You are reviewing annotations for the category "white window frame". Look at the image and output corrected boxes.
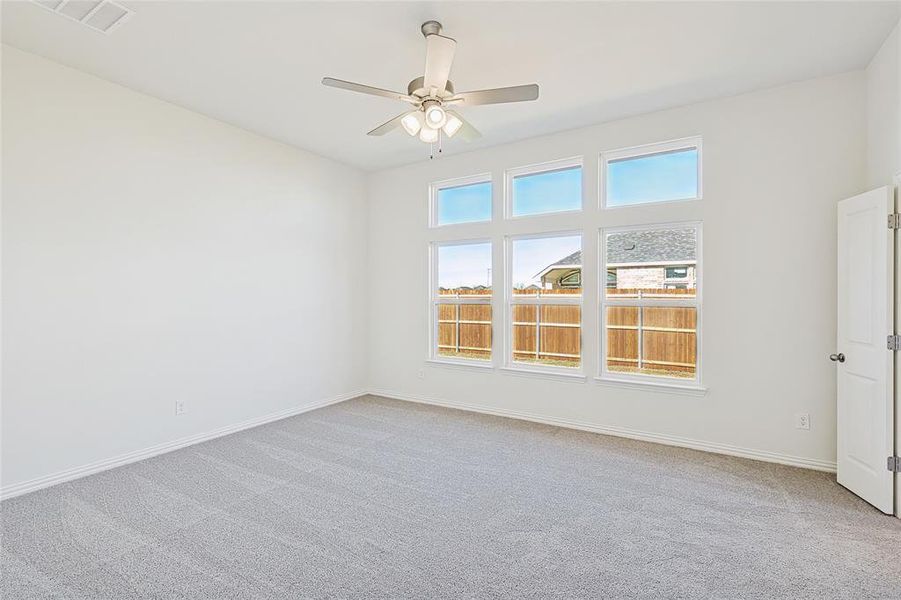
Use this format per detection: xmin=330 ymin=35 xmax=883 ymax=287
xmin=598 ymin=222 xmax=703 ymax=388
xmin=505 ymin=156 xmax=583 ymax=220
xmin=600 ymin=137 xmax=703 ymax=209
xmin=505 ymin=231 xmax=584 ymax=376
xmin=429 ymin=172 xmax=492 ymax=228
xmin=429 ymin=239 xmax=494 ymax=366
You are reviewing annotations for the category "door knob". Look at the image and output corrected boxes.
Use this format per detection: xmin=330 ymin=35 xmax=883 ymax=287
xmin=829 ymin=353 xmax=845 ymax=363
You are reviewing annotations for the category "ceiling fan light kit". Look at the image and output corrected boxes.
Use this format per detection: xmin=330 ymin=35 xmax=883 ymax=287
xmin=419 ymin=126 xmax=439 ymax=144
xmin=400 ymin=112 xmax=423 ymax=136
xmin=443 ymin=113 xmax=463 ymax=138
xmin=322 ymin=20 xmax=539 ymax=158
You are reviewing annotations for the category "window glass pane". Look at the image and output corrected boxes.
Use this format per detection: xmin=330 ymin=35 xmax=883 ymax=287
xmin=605 ymin=227 xmax=697 ymax=298
xmin=605 ymin=306 xmax=696 ymax=378
xmin=606 ymin=147 xmax=698 ymax=207
xmin=512 ymin=166 xmax=581 ymax=217
xmin=512 ymin=235 xmax=581 ymax=296
xmin=437 ymin=242 xmax=492 ymax=295
xmin=437 ymin=303 xmax=491 ymax=361
xmin=513 ymin=305 xmax=581 ymax=368
xmin=436 ymin=181 xmax=492 ymax=226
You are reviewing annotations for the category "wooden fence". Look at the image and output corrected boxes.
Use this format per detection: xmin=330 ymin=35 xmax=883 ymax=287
xmin=436 ymin=288 xmax=696 ymax=377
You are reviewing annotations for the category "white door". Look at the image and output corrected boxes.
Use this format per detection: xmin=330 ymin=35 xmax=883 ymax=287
xmin=836 ymin=186 xmax=895 ymax=514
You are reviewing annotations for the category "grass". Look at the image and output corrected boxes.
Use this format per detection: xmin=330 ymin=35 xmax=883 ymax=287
xmin=608 ymin=365 xmax=695 ymax=379
xmin=511 ymin=356 xmax=581 ymax=368
xmin=437 ymin=349 xmax=491 ymax=361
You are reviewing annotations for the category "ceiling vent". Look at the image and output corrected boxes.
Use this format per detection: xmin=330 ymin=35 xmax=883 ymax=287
xmin=31 ymin=0 xmax=133 ymax=34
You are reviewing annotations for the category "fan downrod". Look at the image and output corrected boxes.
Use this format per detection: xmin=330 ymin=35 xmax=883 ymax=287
xmin=421 ymin=20 xmax=442 ymax=37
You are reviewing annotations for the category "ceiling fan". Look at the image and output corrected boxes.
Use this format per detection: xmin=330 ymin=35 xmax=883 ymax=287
xmin=322 ymin=21 xmax=539 ymax=154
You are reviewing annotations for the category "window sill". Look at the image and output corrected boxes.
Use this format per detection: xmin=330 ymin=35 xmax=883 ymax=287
xmin=500 ymin=366 xmax=587 ymax=383
xmin=593 ymin=376 xmax=708 ymax=397
xmin=425 ymin=358 xmax=494 ymax=372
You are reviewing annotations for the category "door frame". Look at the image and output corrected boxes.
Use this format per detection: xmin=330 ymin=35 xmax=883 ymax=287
xmin=892 ymin=172 xmax=901 ymax=519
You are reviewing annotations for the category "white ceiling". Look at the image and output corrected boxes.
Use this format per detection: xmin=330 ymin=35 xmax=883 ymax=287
xmin=3 ymin=1 xmax=899 ymax=170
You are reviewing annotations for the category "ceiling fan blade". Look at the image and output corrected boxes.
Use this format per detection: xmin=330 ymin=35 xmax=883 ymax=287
xmin=322 ymin=77 xmax=415 ymax=103
xmin=422 ymin=34 xmax=456 ymax=94
xmin=452 ymin=84 xmax=539 ymax=106
xmin=447 ymin=111 xmax=481 ymax=142
xmin=367 ymin=113 xmax=409 ymax=136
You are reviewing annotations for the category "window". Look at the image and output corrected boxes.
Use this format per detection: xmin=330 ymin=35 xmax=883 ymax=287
xmin=601 ymin=224 xmax=701 ymax=383
xmin=665 ymin=267 xmax=688 ymax=279
xmin=602 ymin=138 xmax=701 ymax=208
xmin=559 ymin=271 xmax=581 ymax=288
xmin=508 ymin=234 xmax=582 ymax=370
xmin=606 ymin=270 xmax=617 ymax=289
xmin=431 ymin=241 xmax=492 ymax=362
xmin=507 ymin=158 xmax=582 ymax=218
xmin=431 ymin=175 xmax=492 ymax=226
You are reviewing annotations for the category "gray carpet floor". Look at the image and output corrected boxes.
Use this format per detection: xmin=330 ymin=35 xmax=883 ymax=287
xmin=2 ymin=394 xmax=900 ymax=599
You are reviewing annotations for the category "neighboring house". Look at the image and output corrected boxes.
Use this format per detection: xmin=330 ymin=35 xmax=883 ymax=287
xmin=536 ymin=250 xmax=582 ymax=290
xmin=536 ymin=229 xmax=697 ymax=290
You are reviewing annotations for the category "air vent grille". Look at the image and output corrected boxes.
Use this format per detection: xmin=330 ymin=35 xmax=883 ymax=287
xmin=30 ymin=0 xmax=133 ymax=34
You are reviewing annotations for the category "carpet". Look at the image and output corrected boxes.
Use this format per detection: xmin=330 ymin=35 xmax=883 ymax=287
xmin=3 ymin=394 xmax=900 ymax=599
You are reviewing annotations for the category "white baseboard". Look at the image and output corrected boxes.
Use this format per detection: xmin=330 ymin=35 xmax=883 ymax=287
xmin=368 ymin=388 xmax=837 ymax=473
xmin=1 ymin=386 xmax=837 ymax=501
xmin=0 ymin=390 xmax=366 ymax=501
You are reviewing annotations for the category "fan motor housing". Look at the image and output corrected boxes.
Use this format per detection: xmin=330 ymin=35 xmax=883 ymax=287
xmin=408 ymin=76 xmax=454 ymax=99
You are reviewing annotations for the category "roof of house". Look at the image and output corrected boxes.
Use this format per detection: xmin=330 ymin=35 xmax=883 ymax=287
xmin=552 ymin=251 xmax=582 ymax=266
xmin=539 ymin=228 xmax=696 ymax=276
xmin=607 ymin=228 xmax=696 ymax=264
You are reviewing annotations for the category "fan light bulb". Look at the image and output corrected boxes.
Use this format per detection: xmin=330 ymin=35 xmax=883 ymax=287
xmin=400 ymin=112 xmax=422 ymax=136
xmin=424 ymin=104 xmax=447 ymax=129
xmin=443 ymin=114 xmax=463 ymax=138
xmin=419 ymin=126 xmax=439 ymax=143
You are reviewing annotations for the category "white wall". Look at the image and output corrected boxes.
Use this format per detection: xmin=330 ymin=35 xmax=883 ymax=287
xmin=1 ymin=47 xmax=368 ymax=494
xmin=367 ymin=72 xmax=867 ymax=469
xmin=866 ymin=21 xmax=901 ymax=188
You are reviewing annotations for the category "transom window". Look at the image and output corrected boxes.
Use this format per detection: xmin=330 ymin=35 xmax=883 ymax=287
xmin=431 ymin=174 xmax=492 ymax=227
xmin=602 ymin=138 xmax=701 ymax=208
xmin=507 ymin=158 xmax=582 ymax=218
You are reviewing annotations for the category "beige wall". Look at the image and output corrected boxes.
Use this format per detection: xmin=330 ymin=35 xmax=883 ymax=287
xmin=367 ymin=72 xmax=867 ymax=470
xmin=1 ymin=47 xmax=369 ymax=495
xmin=866 ymin=22 xmax=901 ymax=188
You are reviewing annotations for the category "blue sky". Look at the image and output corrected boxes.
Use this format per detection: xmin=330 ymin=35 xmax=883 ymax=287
xmin=436 ymin=182 xmax=491 ymax=225
xmin=438 ymin=236 xmax=581 ymax=290
xmin=438 ymin=243 xmax=492 ymax=289
xmin=437 ymin=151 xmax=696 ymax=224
xmin=513 ymin=167 xmax=581 ymax=216
xmin=607 ymin=148 xmax=698 ymax=206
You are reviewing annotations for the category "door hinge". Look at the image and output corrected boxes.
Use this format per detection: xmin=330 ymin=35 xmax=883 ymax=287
xmin=889 ymin=213 xmax=901 ymax=229
xmin=888 ymin=335 xmax=901 ymax=351
xmin=888 ymin=457 xmax=901 ymax=472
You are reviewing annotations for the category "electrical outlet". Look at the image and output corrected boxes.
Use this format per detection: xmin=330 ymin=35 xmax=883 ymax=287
xmin=795 ymin=413 xmax=810 ymax=430
xmin=417 ymin=370 xmax=425 ymax=380
xmin=175 ymin=400 xmax=186 ymax=416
